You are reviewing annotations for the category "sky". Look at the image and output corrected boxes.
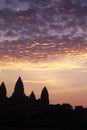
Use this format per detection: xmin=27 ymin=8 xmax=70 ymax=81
xmin=0 ymin=0 xmax=87 ymax=107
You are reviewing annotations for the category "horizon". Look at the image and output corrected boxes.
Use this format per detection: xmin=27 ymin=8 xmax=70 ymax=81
xmin=0 ymin=0 xmax=87 ymax=107
xmin=0 ymin=75 xmax=87 ymax=108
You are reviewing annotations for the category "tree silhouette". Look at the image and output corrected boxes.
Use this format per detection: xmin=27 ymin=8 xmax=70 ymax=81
xmin=62 ymin=103 xmax=73 ymax=110
xmin=40 ymin=86 xmax=49 ymax=106
xmin=0 ymin=82 xmax=7 ymax=100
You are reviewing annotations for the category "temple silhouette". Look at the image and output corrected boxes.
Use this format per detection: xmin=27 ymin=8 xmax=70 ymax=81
xmin=0 ymin=77 xmax=49 ymax=106
xmin=0 ymin=76 xmax=87 ymax=129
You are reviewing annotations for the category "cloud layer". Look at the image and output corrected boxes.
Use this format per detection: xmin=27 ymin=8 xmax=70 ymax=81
xmin=0 ymin=0 xmax=87 ymax=63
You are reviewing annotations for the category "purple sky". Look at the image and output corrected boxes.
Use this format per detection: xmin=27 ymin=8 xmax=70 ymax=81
xmin=0 ymin=0 xmax=87 ymax=62
xmin=0 ymin=0 xmax=87 ymax=107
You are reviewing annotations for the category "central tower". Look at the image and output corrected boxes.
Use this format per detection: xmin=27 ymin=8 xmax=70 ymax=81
xmin=12 ymin=76 xmax=25 ymax=100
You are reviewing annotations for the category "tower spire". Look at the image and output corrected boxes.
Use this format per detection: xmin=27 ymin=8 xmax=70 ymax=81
xmin=12 ymin=76 xmax=24 ymax=97
xmin=0 ymin=82 xmax=7 ymax=100
xmin=40 ymin=86 xmax=49 ymax=106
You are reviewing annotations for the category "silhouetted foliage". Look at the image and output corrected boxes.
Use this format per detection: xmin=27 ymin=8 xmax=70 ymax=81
xmin=75 ymin=106 xmax=83 ymax=111
xmin=62 ymin=103 xmax=73 ymax=110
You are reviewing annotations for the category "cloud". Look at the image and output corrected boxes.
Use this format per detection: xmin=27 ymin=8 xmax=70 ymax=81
xmin=0 ymin=56 xmax=82 ymax=71
xmin=0 ymin=0 xmax=87 ymax=64
xmin=23 ymin=79 xmax=53 ymax=83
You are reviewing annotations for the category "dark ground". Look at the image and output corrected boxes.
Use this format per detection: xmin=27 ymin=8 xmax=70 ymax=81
xmin=0 ymin=128 xmax=62 ymax=130
xmin=0 ymin=128 xmax=85 ymax=130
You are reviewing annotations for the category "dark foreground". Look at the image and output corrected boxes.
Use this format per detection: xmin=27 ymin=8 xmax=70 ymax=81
xmin=0 ymin=103 xmax=87 ymax=130
xmin=0 ymin=78 xmax=87 ymax=130
xmin=0 ymin=128 xmax=62 ymax=130
xmin=0 ymin=128 xmax=86 ymax=130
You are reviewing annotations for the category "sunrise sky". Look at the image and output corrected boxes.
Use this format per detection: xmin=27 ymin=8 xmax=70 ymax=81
xmin=0 ymin=0 xmax=87 ymax=107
